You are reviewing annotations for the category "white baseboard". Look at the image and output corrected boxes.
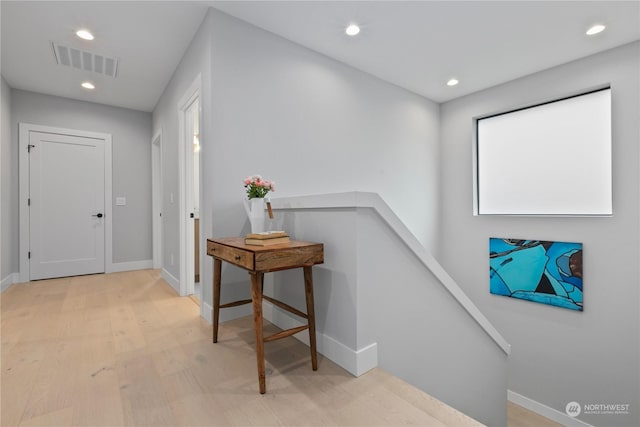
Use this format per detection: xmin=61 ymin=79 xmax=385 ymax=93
xmin=354 ymin=342 xmax=378 ymax=376
xmin=508 ymin=390 xmax=593 ymax=427
xmin=201 ymin=301 xmax=213 ymax=324
xmin=161 ymin=268 xmax=180 ymax=294
xmin=263 ymin=303 xmax=378 ymax=377
xmin=0 ymin=273 xmax=19 ymax=293
xmin=110 ymin=259 xmax=153 ymax=273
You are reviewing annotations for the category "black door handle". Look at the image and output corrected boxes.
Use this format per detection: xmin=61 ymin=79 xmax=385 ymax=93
xmin=92 ymin=213 xmax=104 ymax=218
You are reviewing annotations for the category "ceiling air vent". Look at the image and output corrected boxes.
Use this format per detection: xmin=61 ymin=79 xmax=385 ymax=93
xmin=51 ymin=42 xmax=118 ymax=78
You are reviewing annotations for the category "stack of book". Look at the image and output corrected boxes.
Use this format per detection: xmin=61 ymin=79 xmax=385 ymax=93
xmin=244 ymin=231 xmax=290 ymax=246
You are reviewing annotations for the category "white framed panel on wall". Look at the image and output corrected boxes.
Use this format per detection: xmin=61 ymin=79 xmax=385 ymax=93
xmin=473 ymin=87 xmax=612 ymax=216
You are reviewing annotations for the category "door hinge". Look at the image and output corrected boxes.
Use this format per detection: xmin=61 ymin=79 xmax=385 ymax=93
xmin=28 ymin=251 xmax=31 ymax=259
xmin=27 ymin=144 xmax=35 ymax=153
xmin=28 ymin=198 xmax=31 ymax=206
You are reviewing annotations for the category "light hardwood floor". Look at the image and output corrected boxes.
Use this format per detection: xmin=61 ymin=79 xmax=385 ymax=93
xmin=507 ymin=402 xmax=562 ymax=427
xmin=1 ymin=270 xmax=557 ymax=426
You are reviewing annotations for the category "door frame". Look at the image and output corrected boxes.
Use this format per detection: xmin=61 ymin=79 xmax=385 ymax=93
xmin=151 ymin=130 xmax=163 ymax=270
xmin=177 ymin=74 xmax=201 ymax=297
xmin=18 ymin=123 xmax=113 ymax=282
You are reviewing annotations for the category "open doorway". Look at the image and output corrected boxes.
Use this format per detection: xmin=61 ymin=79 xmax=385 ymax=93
xmin=191 ymin=99 xmax=201 ymax=301
xmin=178 ymin=75 xmax=201 ymax=300
xmin=152 ymin=131 xmax=163 ymax=270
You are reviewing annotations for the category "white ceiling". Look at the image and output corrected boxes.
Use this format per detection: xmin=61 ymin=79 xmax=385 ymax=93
xmin=1 ymin=1 xmax=209 ymax=112
xmin=2 ymin=1 xmax=639 ymax=112
xmin=212 ymin=1 xmax=640 ymax=102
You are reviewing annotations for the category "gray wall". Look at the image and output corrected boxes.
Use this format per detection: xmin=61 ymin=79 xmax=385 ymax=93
xmin=204 ymin=8 xmax=439 ymax=307
xmin=208 ymin=9 xmax=440 ymax=249
xmin=11 ymin=90 xmax=153 ymax=265
xmin=153 ymin=8 xmax=440 ymax=306
xmin=439 ymin=42 xmax=640 ymax=427
xmin=265 ymin=201 xmax=508 ymax=426
xmin=272 ymin=208 xmax=359 ymax=349
xmin=1 ymin=76 xmax=13 ymax=281
xmin=152 ymin=7 xmax=213 ymax=285
xmin=356 ymin=207 xmax=507 ymax=426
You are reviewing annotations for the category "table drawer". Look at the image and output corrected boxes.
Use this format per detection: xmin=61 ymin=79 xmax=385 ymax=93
xmin=207 ymin=241 xmax=254 ymax=270
xmin=254 ymin=244 xmax=323 ymax=271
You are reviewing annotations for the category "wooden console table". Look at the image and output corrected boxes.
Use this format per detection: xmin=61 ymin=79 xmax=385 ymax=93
xmin=206 ymin=237 xmax=324 ymax=393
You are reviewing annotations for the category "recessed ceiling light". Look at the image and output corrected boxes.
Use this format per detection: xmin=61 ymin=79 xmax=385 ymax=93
xmin=81 ymin=81 xmax=95 ymax=90
xmin=345 ymin=24 xmax=360 ymax=36
xmin=586 ymin=24 xmax=606 ymax=36
xmin=76 ymin=29 xmax=94 ymax=41
xmin=447 ymin=78 xmax=459 ymax=87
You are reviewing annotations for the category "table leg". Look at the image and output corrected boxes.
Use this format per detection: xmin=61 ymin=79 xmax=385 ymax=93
xmin=303 ymin=266 xmax=318 ymax=371
xmin=213 ymin=258 xmax=222 ymax=343
xmin=251 ymin=271 xmax=266 ymax=394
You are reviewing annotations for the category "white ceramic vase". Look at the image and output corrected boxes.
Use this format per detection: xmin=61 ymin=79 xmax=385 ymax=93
xmin=244 ymin=198 xmax=266 ymax=234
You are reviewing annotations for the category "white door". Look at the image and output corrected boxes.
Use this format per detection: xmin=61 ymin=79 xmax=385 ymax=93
xmin=29 ymin=131 xmax=106 ymax=280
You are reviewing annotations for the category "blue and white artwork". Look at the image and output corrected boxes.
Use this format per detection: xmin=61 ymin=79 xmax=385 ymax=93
xmin=489 ymin=238 xmax=583 ymax=311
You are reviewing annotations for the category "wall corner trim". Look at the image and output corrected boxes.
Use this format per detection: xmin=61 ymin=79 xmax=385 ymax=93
xmin=201 ymin=300 xmax=213 ymax=324
xmin=0 ymin=273 xmax=20 ymax=293
xmin=270 ymin=191 xmax=511 ymax=356
xmin=161 ymin=268 xmax=180 ymax=294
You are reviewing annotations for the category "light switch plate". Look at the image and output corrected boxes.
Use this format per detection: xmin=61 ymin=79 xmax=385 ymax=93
xmin=116 ymin=197 xmax=126 ymax=206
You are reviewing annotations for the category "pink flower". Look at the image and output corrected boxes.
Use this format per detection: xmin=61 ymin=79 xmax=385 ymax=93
xmin=244 ymin=174 xmax=275 ymax=198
